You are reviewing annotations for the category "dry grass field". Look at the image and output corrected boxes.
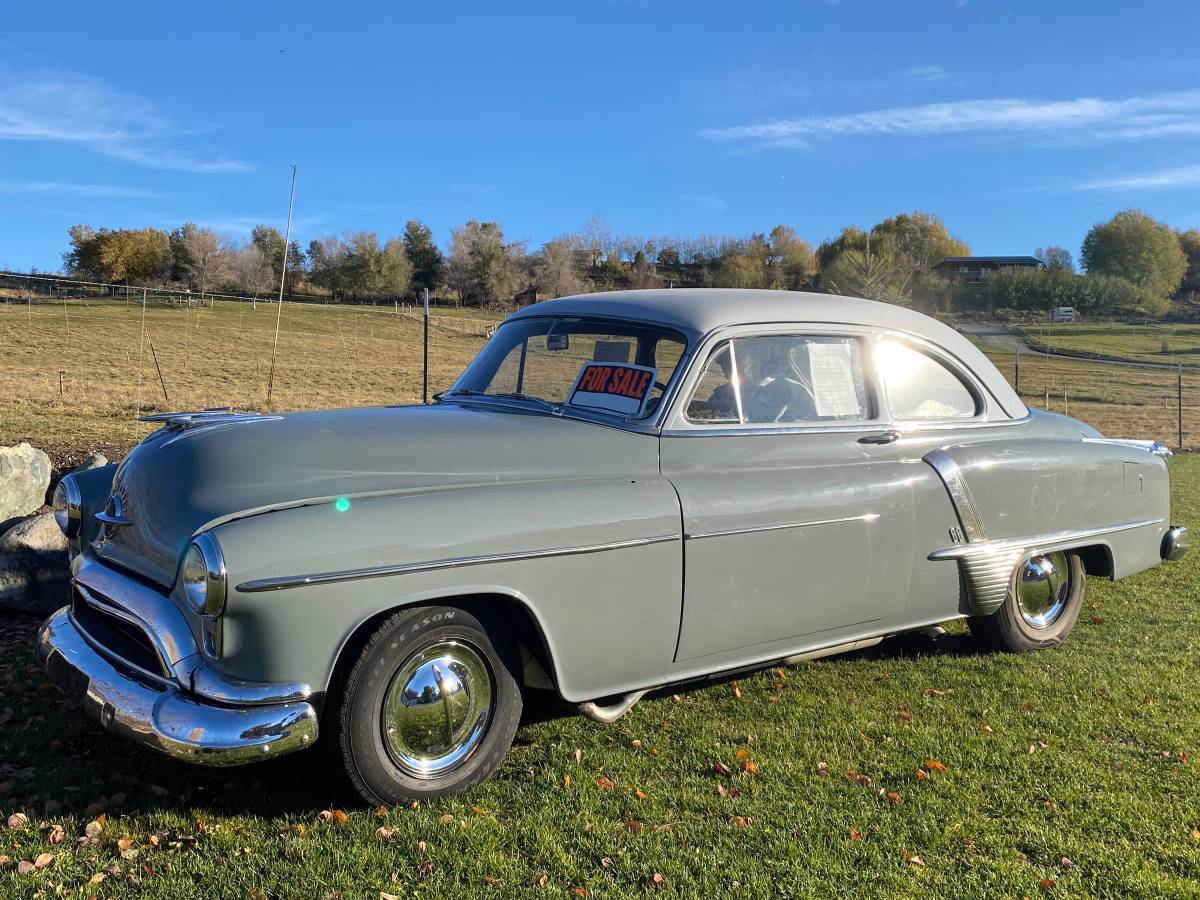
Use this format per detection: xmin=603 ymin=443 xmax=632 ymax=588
xmin=0 ymin=297 xmax=500 ymax=459
xmin=0 ymin=295 xmax=1195 ymax=459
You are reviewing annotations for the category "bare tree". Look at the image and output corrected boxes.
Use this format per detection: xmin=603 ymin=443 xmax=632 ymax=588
xmin=536 ymin=238 xmax=586 ymax=298
xmin=231 ymin=244 xmax=274 ymax=298
xmin=180 ymin=224 xmax=230 ymax=294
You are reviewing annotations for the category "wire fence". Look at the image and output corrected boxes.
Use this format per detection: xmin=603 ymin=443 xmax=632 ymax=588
xmin=0 ymin=289 xmax=1193 ymax=456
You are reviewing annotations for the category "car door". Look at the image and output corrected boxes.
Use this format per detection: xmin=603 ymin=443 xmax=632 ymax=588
xmin=659 ymin=327 xmax=916 ymax=669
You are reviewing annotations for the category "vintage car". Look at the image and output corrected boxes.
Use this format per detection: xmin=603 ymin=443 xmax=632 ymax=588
xmin=39 ymin=289 xmax=1189 ymax=804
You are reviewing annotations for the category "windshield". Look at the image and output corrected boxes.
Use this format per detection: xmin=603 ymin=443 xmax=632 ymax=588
xmin=447 ymin=317 xmax=688 ymax=419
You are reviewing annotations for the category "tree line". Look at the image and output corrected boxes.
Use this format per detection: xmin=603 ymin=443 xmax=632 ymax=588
xmin=58 ymin=207 xmax=1200 ymax=318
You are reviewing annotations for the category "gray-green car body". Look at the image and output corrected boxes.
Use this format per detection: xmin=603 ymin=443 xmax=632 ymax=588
xmin=38 ymin=289 xmax=1189 ymax=767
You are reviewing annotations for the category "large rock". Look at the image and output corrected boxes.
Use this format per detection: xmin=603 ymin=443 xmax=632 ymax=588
xmin=0 ymin=512 xmax=69 ymax=616
xmin=70 ymin=453 xmax=108 ymax=475
xmin=0 ymin=443 xmax=51 ymax=524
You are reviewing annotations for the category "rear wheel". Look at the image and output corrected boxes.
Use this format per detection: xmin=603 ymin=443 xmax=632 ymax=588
xmin=968 ymin=551 xmax=1086 ymax=652
xmin=337 ymin=606 xmax=522 ymax=805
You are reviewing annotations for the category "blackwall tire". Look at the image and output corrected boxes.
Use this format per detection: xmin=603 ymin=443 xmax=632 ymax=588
xmin=968 ymin=551 xmax=1086 ymax=652
xmin=336 ymin=605 xmax=522 ymax=805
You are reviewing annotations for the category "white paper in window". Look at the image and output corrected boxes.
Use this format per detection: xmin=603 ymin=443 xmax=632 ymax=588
xmin=808 ymin=341 xmax=861 ymax=418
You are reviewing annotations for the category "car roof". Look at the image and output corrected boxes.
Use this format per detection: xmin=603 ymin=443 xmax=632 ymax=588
xmin=508 ymin=288 xmax=1027 ymax=419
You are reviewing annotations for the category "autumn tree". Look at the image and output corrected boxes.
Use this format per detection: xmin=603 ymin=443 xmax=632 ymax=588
xmin=230 ymin=244 xmax=274 ymax=297
xmin=1080 ymin=210 xmax=1186 ymax=311
xmin=1036 ymin=245 xmax=1074 ymax=272
xmin=178 ymin=224 xmax=229 ymax=294
xmin=447 ymin=220 xmax=518 ymax=306
xmin=536 ymin=237 xmax=586 ymax=298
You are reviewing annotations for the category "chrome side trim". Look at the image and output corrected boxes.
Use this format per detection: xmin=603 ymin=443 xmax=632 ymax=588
xmin=236 ymin=533 xmax=681 ymax=593
xmin=928 ymin=518 xmax=1163 ymax=616
xmin=661 ymin=413 xmax=1033 ymax=439
xmin=922 ymin=449 xmax=988 ymax=542
xmin=685 ymin=512 xmax=880 ymax=541
xmin=927 ymin=519 xmax=1164 ymax=561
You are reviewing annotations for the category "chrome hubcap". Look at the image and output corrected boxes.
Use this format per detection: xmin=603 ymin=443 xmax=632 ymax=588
xmin=1016 ymin=552 xmax=1071 ymax=628
xmin=382 ymin=640 xmax=494 ymax=778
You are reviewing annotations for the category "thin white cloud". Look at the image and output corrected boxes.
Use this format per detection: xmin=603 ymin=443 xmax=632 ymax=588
xmin=0 ymin=73 xmax=249 ymax=173
xmin=0 ymin=180 xmax=161 ymax=199
xmin=904 ymin=65 xmax=949 ymax=83
xmin=1077 ymin=163 xmax=1200 ymax=191
xmin=702 ymin=89 xmax=1200 ymax=147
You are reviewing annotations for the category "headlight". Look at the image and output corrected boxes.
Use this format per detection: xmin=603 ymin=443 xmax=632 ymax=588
xmin=181 ymin=533 xmax=227 ymax=617
xmin=52 ymin=476 xmax=81 ymax=538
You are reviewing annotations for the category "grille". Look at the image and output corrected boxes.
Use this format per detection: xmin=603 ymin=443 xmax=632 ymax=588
xmin=71 ymin=588 xmax=170 ymax=681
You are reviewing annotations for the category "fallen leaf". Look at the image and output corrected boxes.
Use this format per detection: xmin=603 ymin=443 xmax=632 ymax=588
xmin=375 ymin=826 xmax=395 ymax=840
xmin=417 ymin=840 xmax=428 ymax=853
xmin=331 ymin=809 xmax=349 ymax=826
xmin=734 ymin=748 xmax=750 ymax=760
xmin=712 ymin=762 xmax=732 ymax=777
xmin=1090 ymin=616 xmax=1105 ymax=625
xmin=88 ymin=872 xmax=106 ymax=885
xmin=33 ymin=852 xmax=53 ymax=868
xmin=715 ymin=783 xmax=728 ymax=798
xmin=1059 ymin=856 xmax=1073 ymax=869
xmin=630 ymin=739 xmax=641 ymax=749
xmin=440 ymin=814 xmax=454 ymax=824
xmin=897 ymin=709 xmax=913 ymax=724
xmin=47 ymin=824 xmax=65 ymax=845
xmin=16 ymin=860 xmax=34 ymax=876
xmin=846 ymin=770 xmax=873 ymax=787
xmin=317 ymin=810 xmax=333 ymax=822
xmin=595 ymin=776 xmax=614 ymax=791
xmin=600 ymin=857 xmax=613 ymax=869
xmin=635 ymin=789 xmax=647 ymax=800
xmin=7 ymin=812 xmax=28 ymax=829
xmin=374 ymin=805 xmax=388 ymax=818
xmin=1041 ymin=877 xmax=1057 ymax=890
xmin=563 ymin=774 xmax=572 ymax=789
xmin=816 ymin=761 xmax=830 ymax=776
xmin=534 ymin=874 xmax=548 ymax=887
xmin=979 ymin=723 xmax=994 ymax=735
xmin=573 ymin=888 xmax=588 ymax=897
xmin=886 ymin=791 xmax=902 ymax=804
xmin=621 ymin=815 xmax=643 ymax=834
xmin=916 ymin=768 xmax=930 ymax=781
xmin=483 ymin=876 xmax=501 ymax=885
xmin=926 ymin=688 xmax=949 ymax=697
xmin=85 ymin=818 xmax=104 ymax=838
xmin=850 ymin=829 xmax=864 ymax=841
xmin=739 ymin=758 xmax=759 ymax=775
xmin=472 ymin=806 xmax=486 ymax=816
xmin=381 ymin=893 xmax=401 ymax=900
xmin=903 ymin=852 xmax=925 ymax=867
xmin=729 ymin=815 xmax=750 ymax=828
xmin=574 ymin=748 xmax=582 ymax=764
xmin=649 ymin=872 xmax=666 ymax=888
xmin=925 ymin=759 xmax=946 ymax=773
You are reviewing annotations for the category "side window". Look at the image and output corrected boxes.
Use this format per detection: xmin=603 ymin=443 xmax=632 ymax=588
xmin=876 ymin=339 xmax=978 ymax=419
xmin=685 ymin=336 xmax=871 ymax=425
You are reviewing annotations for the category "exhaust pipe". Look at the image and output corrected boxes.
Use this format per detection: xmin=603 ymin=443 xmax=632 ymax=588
xmin=577 ymin=689 xmax=649 ymax=724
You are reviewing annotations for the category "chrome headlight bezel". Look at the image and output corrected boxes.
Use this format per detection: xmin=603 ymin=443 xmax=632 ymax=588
xmin=180 ymin=533 xmax=227 ymax=618
xmin=52 ymin=476 xmax=82 ymax=538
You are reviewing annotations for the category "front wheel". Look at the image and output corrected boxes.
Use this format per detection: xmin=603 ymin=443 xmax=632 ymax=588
xmin=968 ymin=551 xmax=1086 ymax=652
xmin=337 ymin=606 xmax=523 ymax=805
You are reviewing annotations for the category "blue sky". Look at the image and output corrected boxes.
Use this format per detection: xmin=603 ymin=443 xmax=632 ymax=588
xmin=2 ymin=0 xmax=1199 ymax=271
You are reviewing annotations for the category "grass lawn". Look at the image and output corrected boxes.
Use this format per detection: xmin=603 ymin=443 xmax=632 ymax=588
xmin=1016 ymin=323 xmax=1200 ymax=367
xmin=0 ymin=457 xmax=1197 ymax=897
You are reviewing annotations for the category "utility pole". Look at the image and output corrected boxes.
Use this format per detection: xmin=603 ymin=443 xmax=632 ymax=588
xmin=422 ymin=287 xmax=430 ymax=404
xmin=267 ymin=165 xmax=298 ymax=404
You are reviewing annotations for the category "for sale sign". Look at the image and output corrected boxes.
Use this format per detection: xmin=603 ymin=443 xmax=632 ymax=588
xmin=568 ymin=361 xmax=658 ymax=416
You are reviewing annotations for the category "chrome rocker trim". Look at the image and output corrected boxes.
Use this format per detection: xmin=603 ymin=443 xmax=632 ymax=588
xmin=236 ymin=533 xmax=680 ymax=593
xmin=38 ymin=607 xmax=317 ymax=766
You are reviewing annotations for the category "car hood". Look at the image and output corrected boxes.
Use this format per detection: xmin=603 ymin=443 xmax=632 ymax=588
xmin=95 ymin=404 xmax=659 ymax=587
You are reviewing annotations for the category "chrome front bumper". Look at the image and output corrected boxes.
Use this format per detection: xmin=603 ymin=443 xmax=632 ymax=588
xmin=38 ymin=608 xmax=317 ymax=765
xmin=36 ymin=550 xmax=319 ymax=766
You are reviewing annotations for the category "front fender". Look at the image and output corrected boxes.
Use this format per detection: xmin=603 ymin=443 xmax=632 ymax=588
xmin=207 ymin=476 xmax=683 ymax=702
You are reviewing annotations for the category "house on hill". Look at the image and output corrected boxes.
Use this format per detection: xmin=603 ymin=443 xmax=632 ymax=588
xmin=933 ymin=255 xmax=1042 ymax=283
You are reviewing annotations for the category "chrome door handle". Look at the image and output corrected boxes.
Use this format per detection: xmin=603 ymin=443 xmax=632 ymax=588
xmin=858 ymin=430 xmax=900 ymax=445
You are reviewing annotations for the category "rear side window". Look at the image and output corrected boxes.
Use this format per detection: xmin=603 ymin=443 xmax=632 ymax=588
xmin=686 ymin=335 xmax=870 ymax=425
xmin=876 ymin=339 xmax=978 ymax=419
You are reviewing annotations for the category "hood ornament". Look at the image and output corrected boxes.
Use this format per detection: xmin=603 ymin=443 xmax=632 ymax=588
xmin=95 ymin=494 xmax=132 ymax=537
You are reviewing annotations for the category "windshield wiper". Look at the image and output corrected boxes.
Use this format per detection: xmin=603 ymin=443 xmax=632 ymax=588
xmin=489 ymin=392 xmax=564 ymax=415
